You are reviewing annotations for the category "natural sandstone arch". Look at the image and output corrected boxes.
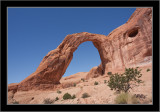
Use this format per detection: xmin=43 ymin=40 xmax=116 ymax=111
xmin=18 ymin=32 xmax=110 ymax=90
xmin=9 ymin=8 xmax=152 ymax=91
xmin=55 ymin=32 xmax=109 ymax=79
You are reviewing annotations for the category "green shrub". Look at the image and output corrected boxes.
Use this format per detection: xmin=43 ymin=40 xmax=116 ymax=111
xmin=71 ymin=94 xmax=76 ymax=99
xmin=57 ymin=90 xmax=62 ymax=94
xmin=82 ymin=93 xmax=90 ymax=98
xmin=107 ymin=72 xmax=112 ymax=75
xmin=115 ymin=93 xmax=139 ymax=104
xmin=94 ymin=81 xmax=98 ymax=85
xmin=43 ymin=98 xmax=54 ymax=104
xmin=147 ymin=68 xmax=150 ymax=72
xmin=55 ymin=97 xmax=59 ymax=101
xmin=108 ymin=67 xmax=143 ymax=93
xmin=12 ymin=100 xmax=19 ymax=104
xmin=104 ymin=80 xmax=107 ymax=83
xmin=63 ymin=93 xmax=72 ymax=100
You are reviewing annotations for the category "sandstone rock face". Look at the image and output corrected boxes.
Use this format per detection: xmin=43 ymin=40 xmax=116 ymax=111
xmin=8 ymin=8 xmax=152 ymax=91
xmin=104 ymin=8 xmax=152 ymax=72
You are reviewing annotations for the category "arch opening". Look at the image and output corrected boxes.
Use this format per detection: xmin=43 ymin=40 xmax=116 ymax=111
xmin=62 ymin=41 xmax=101 ymax=78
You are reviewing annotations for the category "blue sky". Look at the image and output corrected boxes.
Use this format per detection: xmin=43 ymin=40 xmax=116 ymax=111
xmin=8 ymin=8 xmax=136 ymax=84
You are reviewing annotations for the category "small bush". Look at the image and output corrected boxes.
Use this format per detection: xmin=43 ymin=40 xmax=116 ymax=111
xmin=147 ymin=68 xmax=150 ymax=72
xmin=55 ymin=97 xmax=59 ymax=101
xmin=43 ymin=98 xmax=54 ymax=104
xmin=94 ymin=81 xmax=98 ymax=85
xmin=57 ymin=90 xmax=62 ymax=94
xmin=81 ymin=78 xmax=85 ymax=82
xmin=12 ymin=100 xmax=19 ymax=104
xmin=107 ymin=72 xmax=112 ymax=75
xmin=63 ymin=93 xmax=72 ymax=100
xmin=73 ymin=83 xmax=76 ymax=87
xmin=108 ymin=67 xmax=143 ymax=93
xmin=72 ymin=94 xmax=76 ymax=99
xmin=104 ymin=80 xmax=107 ymax=83
xmin=82 ymin=93 xmax=90 ymax=98
xmin=115 ymin=93 xmax=139 ymax=104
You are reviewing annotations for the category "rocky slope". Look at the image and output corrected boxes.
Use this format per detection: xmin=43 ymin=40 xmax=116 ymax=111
xmin=8 ymin=64 xmax=152 ymax=104
xmin=8 ymin=8 xmax=152 ymax=96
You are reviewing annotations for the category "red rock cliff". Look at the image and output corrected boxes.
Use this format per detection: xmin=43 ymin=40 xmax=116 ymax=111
xmin=8 ymin=8 xmax=152 ymax=91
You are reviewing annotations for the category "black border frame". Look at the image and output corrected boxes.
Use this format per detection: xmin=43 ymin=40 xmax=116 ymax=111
xmin=1 ymin=0 xmax=159 ymax=111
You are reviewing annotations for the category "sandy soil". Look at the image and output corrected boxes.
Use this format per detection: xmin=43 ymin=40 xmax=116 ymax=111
xmin=8 ymin=63 xmax=152 ymax=104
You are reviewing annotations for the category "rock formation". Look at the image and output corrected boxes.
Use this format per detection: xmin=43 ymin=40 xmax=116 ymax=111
xmin=8 ymin=8 xmax=152 ymax=91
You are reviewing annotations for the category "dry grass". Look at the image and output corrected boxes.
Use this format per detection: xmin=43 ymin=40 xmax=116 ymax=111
xmin=12 ymin=100 xmax=19 ymax=104
xmin=43 ymin=98 xmax=54 ymax=104
xmin=115 ymin=92 xmax=139 ymax=104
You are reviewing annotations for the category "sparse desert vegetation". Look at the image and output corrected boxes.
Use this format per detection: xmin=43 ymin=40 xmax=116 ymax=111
xmin=107 ymin=72 xmax=112 ymax=75
xmin=57 ymin=90 xmax=62 ymax=94
xmin=147 ymin=68 xmax=150 ymax=72
xmin=71 ymin=94 xmax=76 ymax=99
xmin=107 ymin=67 xmax=145 ymax=104
xmin=55 ymin=97 xmax=59 ymax=101
xmin=107 ymin=67 xmax=143 ymax=93
xmin=82 ymin=93 xmax=90 ymax=98
xmin=8 ymin=64 xmax=152 ymax=104
xmin=63 ymin=93 xmax=72 ymax=100
xmin=94 ymin=81 xmax=98 ymax=85
xmin=62 ymin=93 xmax=76 ymax=100
xmin=12 ymin=100 xmax=19 ymax=104
xmin=43 ymin=98 xmax=54 ymax=104
xmin=114 ymin=92 xmax=139 ymax=104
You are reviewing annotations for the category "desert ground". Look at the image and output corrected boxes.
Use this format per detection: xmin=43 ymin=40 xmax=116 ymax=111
xmin=8 ymin=62 xmax=152 ymax=104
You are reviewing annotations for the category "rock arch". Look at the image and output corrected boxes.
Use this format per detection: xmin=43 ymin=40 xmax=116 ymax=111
xmin=9 ymin=8 xmax=152 ymax=91
xmin=18 ymin=32 xmax=110 ymax=90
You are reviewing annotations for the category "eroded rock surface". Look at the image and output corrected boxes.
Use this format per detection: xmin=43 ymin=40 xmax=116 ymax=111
xmin=8 ymin=8 xmax=152 ymax=91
